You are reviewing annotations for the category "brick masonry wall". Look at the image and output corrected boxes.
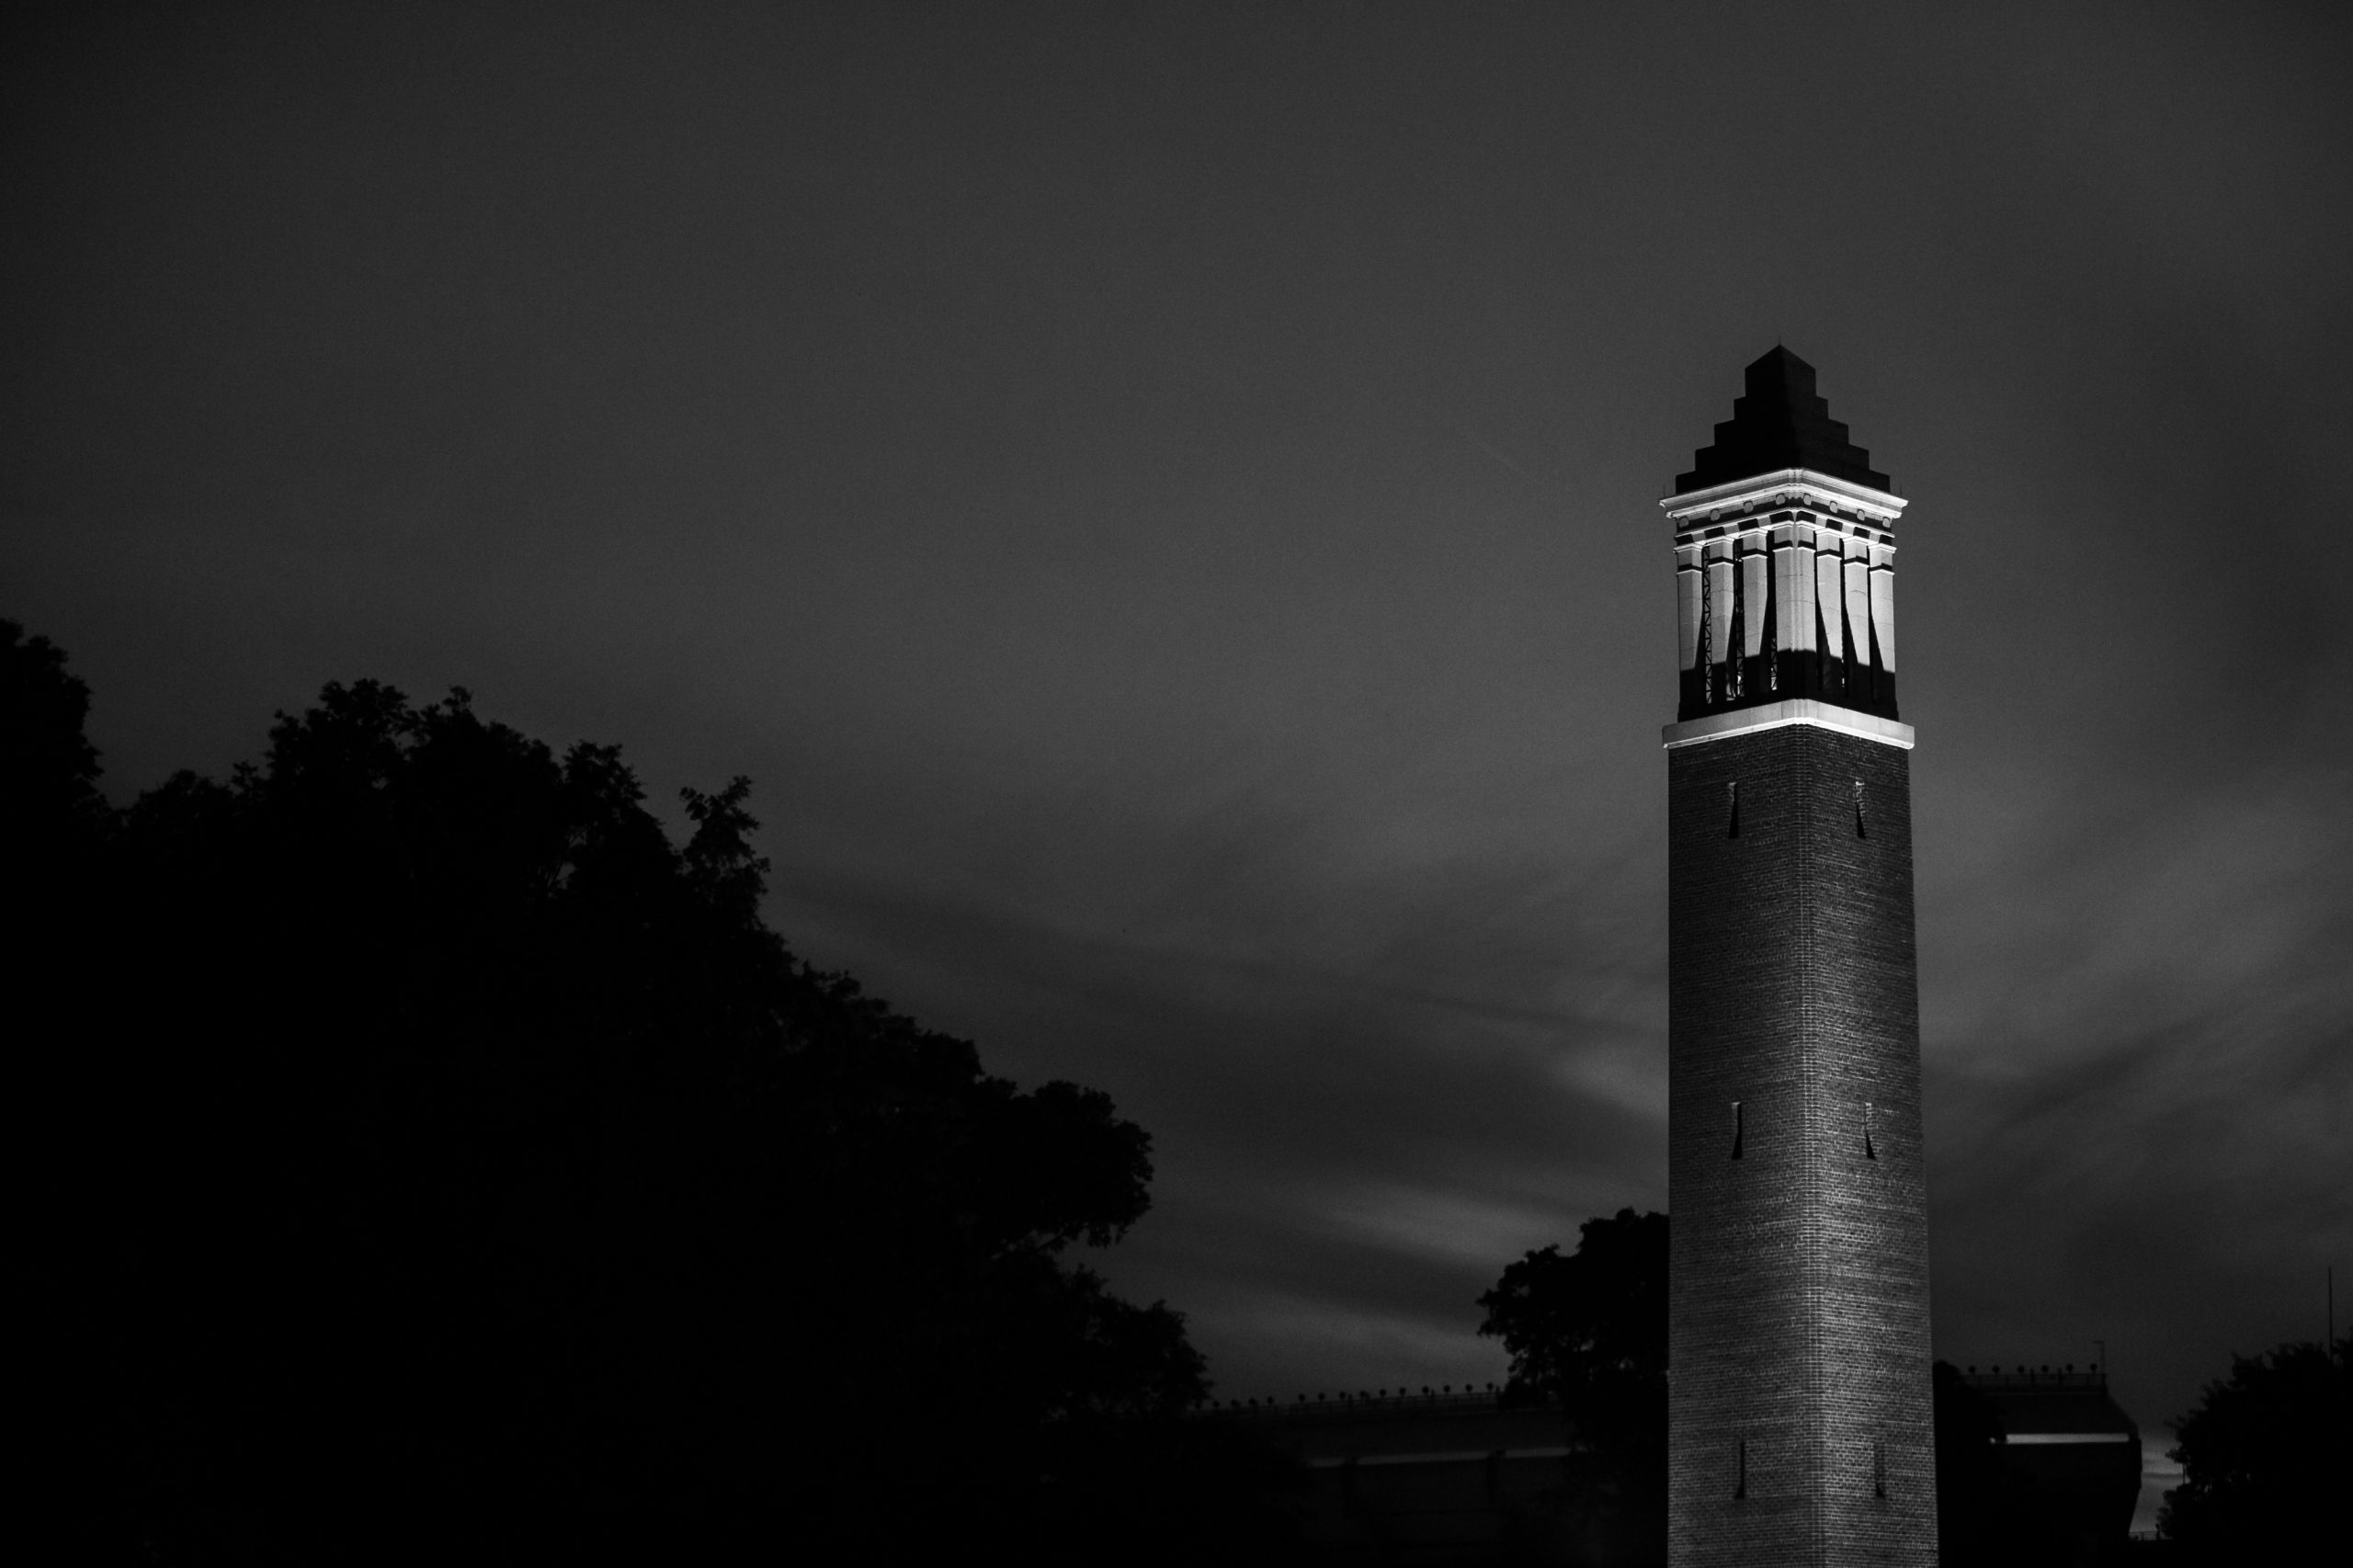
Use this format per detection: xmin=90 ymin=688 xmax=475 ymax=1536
xmin=1666 ymin=724 xmax=1936 ymax=1568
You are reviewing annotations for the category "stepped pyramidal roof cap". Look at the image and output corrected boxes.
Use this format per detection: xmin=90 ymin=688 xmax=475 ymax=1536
xmin=1674 ymin=347 xmax=1892 ymax=495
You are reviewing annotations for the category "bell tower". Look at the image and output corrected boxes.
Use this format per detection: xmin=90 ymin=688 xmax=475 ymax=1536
xmin=1663 ymin=348 xmax=1936 ymax=1567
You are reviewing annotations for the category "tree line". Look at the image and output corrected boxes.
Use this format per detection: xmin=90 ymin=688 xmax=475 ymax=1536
xmin=3 ymin=620 xmax=1294 ymax=1564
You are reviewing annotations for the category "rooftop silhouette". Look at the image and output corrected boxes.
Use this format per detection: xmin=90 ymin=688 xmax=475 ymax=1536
xmin=1674 ymin=347 xmax=1892 ymax=494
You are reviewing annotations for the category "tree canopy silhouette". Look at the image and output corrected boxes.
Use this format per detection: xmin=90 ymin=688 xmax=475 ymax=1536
xmin=2160 ymin=1333 xmax=2349 ymax=1562
xmin=1478 ymin=1208 xmax=1670 ymax=1566
xmin=4 ymin=625 xmax=1278 ymax=1563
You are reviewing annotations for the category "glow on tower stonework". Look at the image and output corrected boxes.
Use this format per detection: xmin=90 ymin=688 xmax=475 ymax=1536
xmin=1664 ymin=349 xmax=1937 ymax=1568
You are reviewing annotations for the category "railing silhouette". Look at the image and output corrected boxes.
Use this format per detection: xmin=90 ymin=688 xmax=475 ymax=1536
xmin=1201 ymin=1366 xmax=2110 ymax=1419
xmin=1958 ymin=1365 xmax=2109 ymax=1392
xmin=1196 ymin=1386 xmax=1516 ymax=1419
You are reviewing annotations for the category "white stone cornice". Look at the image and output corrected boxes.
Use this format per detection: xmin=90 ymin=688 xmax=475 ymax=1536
xmin=1661 ymin=468 xmax=1907 ymax=528
xmin=1662 ymin=699 xmax=1915 ymax=751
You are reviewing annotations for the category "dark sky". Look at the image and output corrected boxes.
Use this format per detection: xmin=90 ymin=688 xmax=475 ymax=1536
xmin=8 ymin=1 xmax=2350 ymax=1512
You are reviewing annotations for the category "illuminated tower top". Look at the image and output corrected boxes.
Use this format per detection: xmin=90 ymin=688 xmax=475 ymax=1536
xmin=1664 ymin=348 xmax=1907 ymax=736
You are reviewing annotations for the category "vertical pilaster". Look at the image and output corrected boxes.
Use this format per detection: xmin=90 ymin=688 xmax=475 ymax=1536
xmin=1843 ymin=548 xmax=1875 ymax=710
xmin=1774 ymin=528 xmax=1818 ymax=701
xmin=1741 ymin=546 xmax=1772 ymax=700
xmin=1870 ymin=552 xmax=1897 ymax=698
xmin=1707 ymin=552 xmax=1735 ymax=703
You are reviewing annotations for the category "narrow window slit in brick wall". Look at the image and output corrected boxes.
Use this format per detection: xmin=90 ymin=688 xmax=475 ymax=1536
xmin=1727 ymin=779 xmax=1739 ymax=838
xmin=1873 ymin=1438 xmax=1887 ymax=1499
xmin=1863 ymin=1101 xmax=1877 ymax=1161
xmin=1730 ymin=1099 xmax=1744 ymax=1160
xmin=1734 ymin=1438 xmax=1747 ymax=1500
xmin=1853 ymin=778 xmax=1868 ymax=838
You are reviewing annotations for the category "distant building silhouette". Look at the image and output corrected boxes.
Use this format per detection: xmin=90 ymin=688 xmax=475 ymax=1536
xmin=1961 ymin=1366 xmax=2143 ymax=1559
xmin=1200 ymin=1364 xmax=2142 ymax=1566
xmin=1663 ymin=350 xmax=1935 ymax=1567
xmin=1209 ymin=1389 xmax=1586 ymax=1562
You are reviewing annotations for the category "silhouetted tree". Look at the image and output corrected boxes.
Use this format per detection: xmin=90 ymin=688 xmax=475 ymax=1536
xmin=4 ymin=621 xmax=119 ymax=1557
xmin=2160 ymin=1334 xmax=2349 ymax=1562
xmin=5 ymin=636 xmax=1280 ymax=1564
xmin=1479 ymin=1209 xmax=1669 ymax=1566
xmin=1 ymin=619 xmax=105 ymax=833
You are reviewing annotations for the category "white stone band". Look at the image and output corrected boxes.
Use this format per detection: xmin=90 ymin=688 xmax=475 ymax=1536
xmin=1662 ymin=467 xmax=1906 ymax=524
xmin=1662 ymin=699 xmax=1915 ymax=751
